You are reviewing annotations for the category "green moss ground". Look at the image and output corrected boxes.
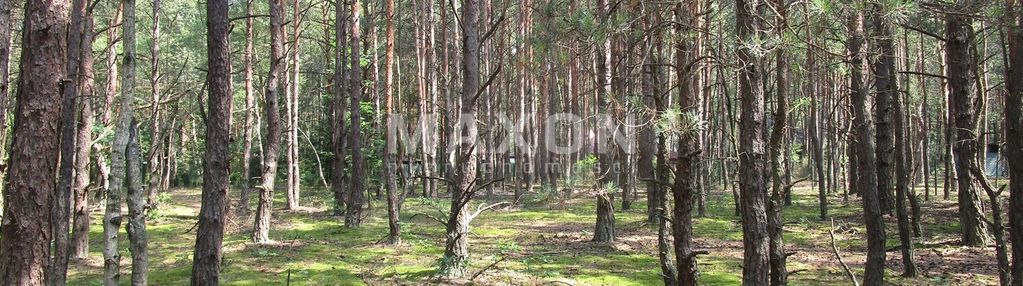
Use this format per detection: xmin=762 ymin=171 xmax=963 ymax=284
xmin=66 ymin=185 xmax=997 ymax=285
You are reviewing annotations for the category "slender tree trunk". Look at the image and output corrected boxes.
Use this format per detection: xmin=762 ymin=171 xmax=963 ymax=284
xmin=285 ymin=0 xmax=303 ymax=210
xmin=70 ymin=12 xmax=96 ymax=260
xmin=847 ymin=11 xmax=886 ymax=285
xmin=941 ymin=43 xmax=956 ymax=201
xmin=102 ymin=4 xmax=122 ymax=126
xmin=672 ymin=2 xmax=701 ymax=284
xmin=872 ymin=15 xmax=895 ymax=216
xmin=331 ymin=0 xmax=348 ymax=216
xmin=0 ymin=0 xmax=69 ymax=281
xmin=735 ymin=0 xmax=770 ymax=284
xmin=1003 ymin=1 xmax=1023 ymax=283
xmin=806 ymin=10 xmax=827 ymax=219
xmin=383 ymin=0 xmax=401 ymax=244
xmin=869 ymin=3 xmax=917 ymax=277
xmin=50 ymin=0 xmax=86 ymax=280
xmin=253 ymin=0 xmax=286 ymax=243
xmin=147 ymin=0 xmax=164 ymax=207
xmin=103 ymin=0 xmax=137 ymax=283
xmin=238 ymin=0 xmax=257 ymax=215
xmin=345 ymin=0 xmax=366 ymax=228
xmin=946 ymin=7 xmax=991 ymax=247
xmin=439 ymin=0 xmax=479 ymax=277
xmin=191 ymin=0 xmax=232 ymax=280
xmin=126 ymin=121 xmax=148 ymax=285
xmin=592 ymin=0 xmax=616 ymax=244
xmin=767 ymin=0 xmax=789 ymax=283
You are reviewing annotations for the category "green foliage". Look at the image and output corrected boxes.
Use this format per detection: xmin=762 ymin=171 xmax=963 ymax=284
xmin=527 ymin=184 xmax=561 ymax=207
xmin=146 ymin=191 xmax=174 ymax=220
xmin=656 ymin=107 xmax=708 ymax=138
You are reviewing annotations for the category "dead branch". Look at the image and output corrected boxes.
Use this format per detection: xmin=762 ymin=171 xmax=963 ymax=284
xmin=469 ymin=255 xmax=508 ymax=282
xmin=830 ymin=219 xmax=860 ymax=286
xmin=409 ymin=213 xmax=446 ymax=226
xmin=468 ymin=202 xmax=509 ymax=222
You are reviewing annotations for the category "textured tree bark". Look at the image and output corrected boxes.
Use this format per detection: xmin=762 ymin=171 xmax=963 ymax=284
xmin=0 ymin=0 xmax=13 ymax=166
xmin=238 ymin=0 xmax=256 ymax=215
xmin=646 ymin=27 xmax=677 ymax=284
xmin=50 ymin=0 xmax=86 ymax=281
xmin=71 ymin=13 xmax=96 ymax=260
xmin=330 ymin=0 xmax=348 ymax=216
xmin=101 ymin=3 xmax=122 ymax=126
xmin=592 ymin=0 xmax=616 ymax=244
xmin=383 ymin=0 xmax=401 ymax=244
xmin=767 ymin=0 xmax=789 ymax=284
xmin=805 ymin=10 xmax=827 ymax=219
xmin=870 ymin=3 xmax=917 ymax=277
xmin=285 ymin=0 xmax=303 ymax=210
xmin=104 ymin=0 xmax=136 ymax=284
xmin=672 ymin=1 xmax=701 ymax=284
xmin=945 ymin=8 xmax=991 ymax=247
xmin=126 ymin=122 xmax=148 ymax=286
xmin=639 ymin=15 xmax=658 ymax=223
xmin=1004 ymin=0 xmax=1023 ymax=284
xmin=345 ymin=0 xmax=366 ymax=228
xmin=847 ymin=11 xmax=886 ymax=285
xmin=0 ymin=0 xmax=69 ymax=282
xmin=253 ymin=0 xmax=285 ymax=243
xmin=872 ymin=15 xmax=895 ymax=216
xmin=191 ymin=0 xmax=232 ymax=281
xmin=734 ymin=0 xmax=770 ymax=284
xmin=439 ymin=0 xmax=479 ymax=277
xmin=147 ymin=0 xmax=164 ymax=207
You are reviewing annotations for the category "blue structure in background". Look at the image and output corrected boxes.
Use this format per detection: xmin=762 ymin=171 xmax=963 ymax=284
xmin=986 ymin=144 xmax=1007 ymax=177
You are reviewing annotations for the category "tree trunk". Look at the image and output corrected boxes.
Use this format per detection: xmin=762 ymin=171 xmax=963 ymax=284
xmin=345 ymin=0 xmax=366 ymax=228
xmin=102 ymin=3 xmax=122 ymax=126
xmin=735 ymin=0 xmax=770 ymax=284
xmin=147 ymin=0 xmax=164 ymax=207
xmin=872 ymin=15 xmax=895 ymax=216
xmin=439 ymin=0 xmax=479 ymax=276
xmin=50 ymin=0 xmax=86 ymax=280
xmin=871 ymin=3 xmax=917 ymax=277
xmin=238 ymin=0 xmax=257 ymax=215
xmin=104 ymin=0 xmax=136 ymax=283
xmin=126 ymin=121 xmax=148 ymax=285
xmin=945 ymin=7 xmax=991 ymax=247
xmin=767 ymin=0 xmax=789 ymax=284
xmin=1004 ymin=0 xmax=1023 ymax=283
xmin=847 ymin=11 xmax=886 ymax=285
xmin=0 ymin=0 xmax=12 ymax=162
xmin=592 ymin=0 xmax=616 ymax=244
xmin=70 ymin=12 xmax=96 ymax=260
xmin=285 ymin=0 xmax=303 ymax=210
xmin=253 ymin=0 xmax=285 ymax=243
xmin=671 ymin=1 xmax=701 ymax=284
xmin=191 ymin=0 xmax=232 ymax=281
xmin=330 ymin=0 xmax=348 ymax=216
xmin=383 ymin=0 xmax=400 ymax=244
xmin=805 ymin=9 xmax=827 ymax=219
xmin=0 ymin=0 xmax=69 ymax=281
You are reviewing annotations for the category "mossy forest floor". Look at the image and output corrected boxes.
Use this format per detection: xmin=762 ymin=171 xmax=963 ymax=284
xmin=67 ymin=184 xmax=1001 ymax=285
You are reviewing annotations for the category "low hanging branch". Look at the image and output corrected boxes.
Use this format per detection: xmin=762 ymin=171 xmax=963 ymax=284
xmin=898 ymin=70 xmax=947 ymax=80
